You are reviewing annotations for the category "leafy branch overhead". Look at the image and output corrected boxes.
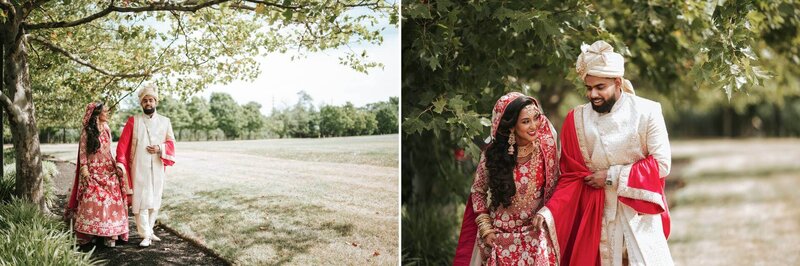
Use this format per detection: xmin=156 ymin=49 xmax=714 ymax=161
xmin=1 ymin=0 xmax=396 ymax=128
xmin=402 ymin=0 xmax=799 ymax=161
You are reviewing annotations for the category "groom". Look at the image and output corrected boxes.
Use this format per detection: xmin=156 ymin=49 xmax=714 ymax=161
xmin=116 ymin=84 xmax=176 ymax=247
xmin=535 ymin=40 xmax=674 ymax=265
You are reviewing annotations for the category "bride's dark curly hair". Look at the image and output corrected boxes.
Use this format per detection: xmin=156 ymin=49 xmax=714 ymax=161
xmin=85 ymin=102 xmax=104 ymax=155
xmin=485 ymin=96 xmax=535 ymax=210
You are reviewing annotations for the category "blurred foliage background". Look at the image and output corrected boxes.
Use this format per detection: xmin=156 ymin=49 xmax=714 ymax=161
xmin=400 ymin=0 xmax=800 ymax=264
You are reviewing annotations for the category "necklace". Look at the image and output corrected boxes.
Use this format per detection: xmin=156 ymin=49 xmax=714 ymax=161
xmin=517 ymin=141 xmax=539 ymax=159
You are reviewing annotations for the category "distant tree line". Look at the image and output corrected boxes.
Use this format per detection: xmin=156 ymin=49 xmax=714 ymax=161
xmin=5 ymin=91 xmax=398 ymax=144
xmin=269 ymin=91 xmax=399 ymax=138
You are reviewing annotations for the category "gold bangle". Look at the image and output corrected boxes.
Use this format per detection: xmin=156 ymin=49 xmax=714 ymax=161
xmin=479 ymin=225 xmax=494 ymax=238
xmin=475 ymin=214 xmax=491 ymax=225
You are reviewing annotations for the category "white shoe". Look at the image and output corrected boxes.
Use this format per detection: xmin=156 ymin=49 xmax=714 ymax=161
xmin=105 ymin=238 xmax=116 ymax=248
xmin=151 ymin=234 xmax=161 ymax=242
xmin=139 ymin=238 xmax=151 ymax=247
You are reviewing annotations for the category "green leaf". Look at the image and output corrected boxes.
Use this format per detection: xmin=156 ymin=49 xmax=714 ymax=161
xmin=448 ymin=96 xmax=467 ymax=114
xmin=283 ymin=9 xmax=294 ymax=21
xmin=427 ymin=55 xmax=439 ymax=70
xmin=432 ymin=97 xmax=446 ymax=114
xmin=751 ymin=66 xmax=772 ymax=79
xmin=255 ymin=4 xmax=266 ymax=15
xmin=404 ymin=3 xmax=432 ymax=19
xmin=389 ymin=11 xmax=398 ymax=25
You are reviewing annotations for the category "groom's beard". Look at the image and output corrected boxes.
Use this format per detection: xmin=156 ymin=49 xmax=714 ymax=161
xmin=143 ymin=107 xmax=156 ymax=115
xmin=590 ymin=92 xmax=617 ymax=113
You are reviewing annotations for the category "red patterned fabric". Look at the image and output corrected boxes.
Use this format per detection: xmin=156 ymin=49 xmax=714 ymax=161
xmin=65 ymin=103 xmax=129 ymax=243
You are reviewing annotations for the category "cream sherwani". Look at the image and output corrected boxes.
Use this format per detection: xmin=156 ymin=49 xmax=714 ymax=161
xmin=130 ymin=113 xmax=174 ymax=212
xmin=573 ymin=92 xmax=674 ymax=266
xmin=117 ymin=112 xmax=175 ymax=240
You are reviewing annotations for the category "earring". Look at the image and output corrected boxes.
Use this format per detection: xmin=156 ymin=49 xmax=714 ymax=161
xmin=507 ymin=131 xmax=516 ymax=155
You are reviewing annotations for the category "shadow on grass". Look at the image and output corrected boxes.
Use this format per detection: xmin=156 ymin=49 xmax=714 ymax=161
xmin=163 ymin=188 xmax=356 ymax=265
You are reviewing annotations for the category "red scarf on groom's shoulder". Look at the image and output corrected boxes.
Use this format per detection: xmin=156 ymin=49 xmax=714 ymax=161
xmin=542 ymin=110 xmax=604 ymax=266
xmin=543 ymin=109 xmax=671 ymax=266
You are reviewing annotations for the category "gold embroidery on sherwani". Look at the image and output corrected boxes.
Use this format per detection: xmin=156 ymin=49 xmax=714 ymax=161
xmin=576 ymin=93 xmax=674 ymax=266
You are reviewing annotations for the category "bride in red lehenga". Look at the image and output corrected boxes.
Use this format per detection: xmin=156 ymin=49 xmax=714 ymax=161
xmin=65 ymin=102 xmax=130 ymax=247
xmin=453 ymin=92 xmax=559 ymax=266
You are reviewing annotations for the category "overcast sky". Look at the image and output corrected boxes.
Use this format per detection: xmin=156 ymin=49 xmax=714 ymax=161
xmin=201 ymin=26 xmax=399 ymax=116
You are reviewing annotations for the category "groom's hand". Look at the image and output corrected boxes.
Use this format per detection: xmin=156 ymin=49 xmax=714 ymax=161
xmin=533 ymin=214 xmax=545 ymax=231
xmin=585 ymin=169 xmax=608 ymax=189
xmin=115 ymin=166 xmax=124 ymax=178
xmin=146 ymin=145 xmax=161 ymax=154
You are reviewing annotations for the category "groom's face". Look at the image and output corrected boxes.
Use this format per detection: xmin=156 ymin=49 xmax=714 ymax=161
xmin=584 ymin=75 xmax=620 ymax=113
xmin=141 ymin=96 xmax=158 ymax=113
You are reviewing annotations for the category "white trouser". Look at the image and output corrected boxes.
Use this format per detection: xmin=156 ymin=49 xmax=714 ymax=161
xmin=135 ymin=208 xmax=159 ymax=239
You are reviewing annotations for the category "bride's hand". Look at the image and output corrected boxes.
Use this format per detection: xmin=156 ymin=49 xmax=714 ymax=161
xmin=483 ymin=231 xmax=497 ymax=247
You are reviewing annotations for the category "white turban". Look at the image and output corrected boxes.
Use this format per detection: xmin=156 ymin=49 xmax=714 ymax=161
xmin=576 ymin=40 xmax=635 ymax=95
xmin=138 ymin=84 xmax=159 ymax=102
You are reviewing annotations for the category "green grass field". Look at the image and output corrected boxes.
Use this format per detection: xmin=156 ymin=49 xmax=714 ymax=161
xmin=41 ymin=134 xmax=399 ymax=265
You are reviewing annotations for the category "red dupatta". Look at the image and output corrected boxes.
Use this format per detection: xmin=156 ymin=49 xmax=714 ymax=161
xmin=541 ymin=110 xmax=604 ymax=266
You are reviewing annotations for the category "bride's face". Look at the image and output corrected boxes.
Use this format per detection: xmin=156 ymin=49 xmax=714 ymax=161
xmin=98 ymin=106 xmax=109 ymax=123
xmin=513 ymin=103 xmax=541 ymax=145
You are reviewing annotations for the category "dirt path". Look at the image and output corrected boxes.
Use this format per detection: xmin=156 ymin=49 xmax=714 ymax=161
xmin=50 ymin=161 xmax=229 ymax=266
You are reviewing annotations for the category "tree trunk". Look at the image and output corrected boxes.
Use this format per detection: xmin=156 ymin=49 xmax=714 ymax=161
xmin=3 ymin=24 xmax=48 ymax=212
xmin=722 ymin=106 xmax=732 ymax=138
xmin=774 ymin=103 xmax=783 ymax=137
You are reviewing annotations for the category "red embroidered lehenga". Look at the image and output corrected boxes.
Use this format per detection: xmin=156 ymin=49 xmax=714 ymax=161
xmin=454 ymin=92 xmax=559 ymax=266
xmin=65 ymin=103 xmax=130 ymax=244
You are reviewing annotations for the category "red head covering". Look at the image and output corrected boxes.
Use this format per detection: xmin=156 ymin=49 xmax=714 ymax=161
xmin=82 ymin=102 xmax=97 ymax=127
xmin=490 ymin=92 xmax=525 ymax=139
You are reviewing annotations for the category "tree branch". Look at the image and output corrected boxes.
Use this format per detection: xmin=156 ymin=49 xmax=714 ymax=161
xmin=27 ymin=35 xmax=153 ymax=78
xmin=229 ymin=3 xmax=255 ymax=11
xmin=30 ymin=0 xmax=53 ymax=9
xmin=340 ymin=0 xmax=382 ymax=8
xmin=22 ymin=0 xmax=54 ymax=18
xmin=22 ymin=0 xmax=383 ymax=30
xmin=0 ymin=90 xmax=21 ymax=123
xmin=23 ymin=0 xmax=231 ymax=30
xmin=242 ymin=0 xmax=301 ymax=9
